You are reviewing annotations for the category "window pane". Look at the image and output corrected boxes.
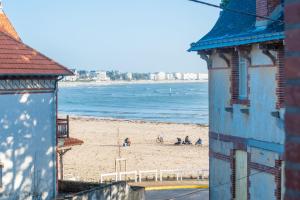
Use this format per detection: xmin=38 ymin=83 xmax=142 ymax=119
xmin=239 ymin=55 xmax=248 ymax=99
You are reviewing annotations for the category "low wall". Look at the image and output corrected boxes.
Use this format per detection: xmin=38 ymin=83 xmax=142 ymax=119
xmin=58 ymin=181 xmax=145 ymax=200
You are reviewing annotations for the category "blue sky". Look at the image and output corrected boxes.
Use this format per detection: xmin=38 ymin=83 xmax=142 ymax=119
xmin=5 ymin=0 xmax=220 ymax=73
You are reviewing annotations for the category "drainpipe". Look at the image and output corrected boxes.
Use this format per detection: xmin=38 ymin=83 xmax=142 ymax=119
xmin=54 ymin=76 xmax=63 ymax=197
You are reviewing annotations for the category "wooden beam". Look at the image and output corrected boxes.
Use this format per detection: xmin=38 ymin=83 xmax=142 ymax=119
xmin=58 ymin=148 xmax=71 ymax=180
xmin=59 ymin=153 xmax=63 ymax=180
xmin=216 ymin=48 xmax=234 ymax=54
xmin=262 ymin=50 xmax=277 ymax=65
xmin=259 ymin=43 xmax=283 ymax=51
xmin=198 ymin=52 xmax=212 ymax=69
xmin=219 ymin=53 xmax=230 ymax=68
xmin=67 ymin=115 xmax=70 ymax=138
xmin=259 ymin=42 xmax=284 ymax=65
xmin=238 ymin=47 xmax=252 ymax=65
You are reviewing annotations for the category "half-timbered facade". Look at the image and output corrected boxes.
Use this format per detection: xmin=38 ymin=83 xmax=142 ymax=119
xmin=189 ymin=0 xmax=285 ymax=199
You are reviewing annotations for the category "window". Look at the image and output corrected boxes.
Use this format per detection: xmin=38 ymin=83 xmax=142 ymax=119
xmin=239 ymin=55 xmax=248 ymax=100
xmin=231 ymin=51 xmax=250 ymax=105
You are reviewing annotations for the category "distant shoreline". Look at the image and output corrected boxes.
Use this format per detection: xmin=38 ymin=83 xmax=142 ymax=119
xmin=58 ymin=114 xmax=209 ymax=127
xmin=58 ymin=79 xmax=208 ymax=88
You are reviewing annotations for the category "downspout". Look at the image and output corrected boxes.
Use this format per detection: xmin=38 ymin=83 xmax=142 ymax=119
xmin=54 ymin=76 xmax=63 ymax=197
xmin=57 ymin=76 xmax=64 ymax=83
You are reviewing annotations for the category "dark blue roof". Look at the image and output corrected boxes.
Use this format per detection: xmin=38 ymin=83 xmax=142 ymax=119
xmin=189 ymin=0 xmax=284 ymax=52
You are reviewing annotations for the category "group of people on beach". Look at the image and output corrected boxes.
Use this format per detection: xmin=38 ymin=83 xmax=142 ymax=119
xmin=174 ymin=136 xmax=202 ymax=146
xmin=123 ymin=135 xmax=202 ymax=147
xmin=157 ymin=134 xmax=202 ymax=146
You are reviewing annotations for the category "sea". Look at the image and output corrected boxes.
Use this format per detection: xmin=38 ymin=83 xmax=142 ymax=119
xmin=58 ymin=82 xmax=208 ymax=125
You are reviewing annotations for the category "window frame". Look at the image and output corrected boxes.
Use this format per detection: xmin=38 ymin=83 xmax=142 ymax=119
xmin=238 ymin=54 xmax=249 ymax=100
xmin=230 ymin=50 xmax=250 ymax=106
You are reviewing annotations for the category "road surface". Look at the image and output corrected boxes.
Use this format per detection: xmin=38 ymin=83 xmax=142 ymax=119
xmin=146 ymin=189 xmax=209 ymax=200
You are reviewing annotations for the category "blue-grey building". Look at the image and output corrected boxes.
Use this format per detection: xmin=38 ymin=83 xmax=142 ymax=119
xmin=189 ymin=0 xmax=285 ymax=199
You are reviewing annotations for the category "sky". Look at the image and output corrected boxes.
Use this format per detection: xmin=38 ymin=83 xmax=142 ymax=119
xmin=4 ymin=0 xmax=220 ymax=73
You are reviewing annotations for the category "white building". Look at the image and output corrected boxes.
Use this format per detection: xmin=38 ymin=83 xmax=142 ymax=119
xmin=0 ymin=9 xmax=74 ymax=199
xmin=149 ymin=73 xmax=156 ymax=80
xmin=89 ymin=70 xmax=97 ymax=80
xmin=96 ymin=71 xmax=109 ymax=81
xmin=197 ymin=73 xmax=208 ymax=81
xmin=166 ymin=73 xmax=175 ymax=80
xmin=63 ymin=69 xmax=78 ymax=81
xmin=182 ymin=73 xmax=198 ymax=80
xmin=77 ymin=70 xmax=89 ymax=80
xmin=125 ymin=72 xmax=133 ymax=81
xmin=155 ymin=72 xmax=166 ymax=81
xmin=174 ymin=72 xmax=183 ymax=80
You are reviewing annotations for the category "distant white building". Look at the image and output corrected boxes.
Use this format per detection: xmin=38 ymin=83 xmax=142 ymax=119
xmin=96 ymin=71 xmax=109 ymax=81
xmin=78 ymin=70 xmax=89 ymax=80
xmin=149 ymin=73 xmax=156 ymax=80
xmin=197 ymin=73 xmax=209 ymax=80
xmin=155 ymin=72 xmax=166 ymax=81
xmin=174 ymin=72 xmax=183 ymax=80
xmin=63 ymin=69 xmax=78 ymax=81
xmin=125 ymin=72 xmax=133 ymax=81
xmin=183 ymin=73 xmax=198 ymax=80
xmin=166 ymin=73 xmax=175 ymax=80
xmin=89 ymin=70 xmax=98 ymax=80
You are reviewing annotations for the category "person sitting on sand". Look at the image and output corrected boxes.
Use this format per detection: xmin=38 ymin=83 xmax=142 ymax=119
xmin=174 ymin=137 xmax=182 ymax=145
xmin=195 ymin=138 xmax=202 ymax=146
xmin=123 ymin=137 xmax=131 ymax=147
xmin=156 ymin=134 xmax=164 ymax=143
xmin=183 ymin=136 xmax=192 ymax=145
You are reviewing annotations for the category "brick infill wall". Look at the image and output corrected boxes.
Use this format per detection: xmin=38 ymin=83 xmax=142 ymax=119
xmin=285 ymin=0 xmax=300 ymax=199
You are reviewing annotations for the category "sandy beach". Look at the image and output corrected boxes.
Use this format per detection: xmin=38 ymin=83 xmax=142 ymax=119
xmin=63 ymin=116 xmax=209 ymax=182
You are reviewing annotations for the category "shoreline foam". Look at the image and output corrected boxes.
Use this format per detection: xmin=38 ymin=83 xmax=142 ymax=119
xmin=58 ymin=79 xmax=208 ymax=88
xmin=60 ymin=114 xmax=209 ymax=127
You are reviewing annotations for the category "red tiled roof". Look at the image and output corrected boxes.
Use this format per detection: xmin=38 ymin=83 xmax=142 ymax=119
xmin=0 ymin=11 xmax=20 ymax=41
xmin=62 ymin=137 xmax=84 ymax=147
xmin=0 ymin=10 xmax=73 ymax=76
xmin=0 ymin=32 xmax=73 ymax=76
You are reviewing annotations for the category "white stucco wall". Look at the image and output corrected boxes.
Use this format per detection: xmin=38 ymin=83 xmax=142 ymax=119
xmin=211 ymin=53 xmax=231 ymax=69
xmin=250 ymin=147 xmax=279 ymax=168
xmin=209 ymin=49 xmax=285 ymax=144
xmin=209 ymin=48 xmax=284 ymax=200
xmin=249 ymin=170 xmax=276 ymax=200
xmin=210 ymin=139 xmax=233 ymax=156
xmin=209 ymin=67 xmax=232 ymax=134
xmin=247 ymin=66 xmax=284 ymax=144
xmin=210 ymin=157 xmax=231 ymax=200
xmin=0 ymin=92 xmax=56 ymax=200
xmin=251 ymin=45 xmax=276 ymax=66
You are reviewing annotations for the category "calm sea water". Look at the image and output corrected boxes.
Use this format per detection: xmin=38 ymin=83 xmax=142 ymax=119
xmin=58 ymin=82 xmax=208 ymax=125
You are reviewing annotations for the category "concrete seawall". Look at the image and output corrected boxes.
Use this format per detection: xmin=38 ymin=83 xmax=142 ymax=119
xmin=58 ymin=181 xmax=145 ymax=200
